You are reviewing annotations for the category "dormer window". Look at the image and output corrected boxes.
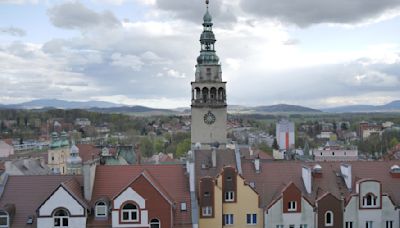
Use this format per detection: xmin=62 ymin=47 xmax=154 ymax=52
xmin=224 ymin=191 xmax=234 ymax=202
xmin=95 ymin=201 xmax=107 ymax=218
xmin=53 ymin=208 xmax=69 ymax=227
xmin=288 ymin=201 xmax=297 ymax=211
xmin=362 ymin=193 xmax=377 ymax=207
xmin=325 ymin=211 xmax=333 ymax=226
xmin=0 ymin=211 xmax=9 ymax=228
xmin=121 ymin=203 xmax=139 ymax=222
xmin=202 ymin=206 xmax=212 ymax=216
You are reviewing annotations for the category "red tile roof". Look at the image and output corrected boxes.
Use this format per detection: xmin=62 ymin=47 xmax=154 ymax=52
xmin=241 ymin=160 xmax=400 ymax=208
xmin=0 ymin=175 xmax=83 ymax=228
xmin=76 ymin=144 xmax=101 ymax=162
xmin=90 ymin=164 xmax=191 ymax=227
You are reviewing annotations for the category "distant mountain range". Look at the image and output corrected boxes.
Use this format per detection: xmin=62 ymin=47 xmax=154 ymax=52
xmin=322 ymin=100 xmax=400 ymax=113
xmin=227 ymin=104 xmax=321 ymax=113
xmin=1 ymin=99 xmax=399 ymax=114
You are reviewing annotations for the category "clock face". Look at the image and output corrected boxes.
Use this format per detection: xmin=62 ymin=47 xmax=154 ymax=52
xmin=204 ymin=111 xmax=216 ymax=125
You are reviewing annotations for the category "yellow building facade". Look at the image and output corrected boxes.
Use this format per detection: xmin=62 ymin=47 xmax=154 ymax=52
xmin=199 ymin=166 xmax=262 ymax=228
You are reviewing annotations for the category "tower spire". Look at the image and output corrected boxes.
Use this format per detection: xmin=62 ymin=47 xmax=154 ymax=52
xmin=197 ymin=0 xmax=219 ymax=65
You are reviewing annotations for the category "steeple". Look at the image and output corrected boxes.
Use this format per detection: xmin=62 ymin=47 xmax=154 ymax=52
xmin=190 ymin=0 xmax=227 ymax=148
xmin=197 ymin=0 xmax=219 ymax=65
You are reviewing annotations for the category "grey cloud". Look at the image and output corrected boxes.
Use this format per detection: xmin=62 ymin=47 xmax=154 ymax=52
xmin=0 ymin=26 xmax=26 ymax=36
xmin=47 ymin=2 xmax=120 ymax=30
xmin=239 ymin=0 xmax=400 ymax=27
xmin=155 ymin=0 xmax=237 ymax=25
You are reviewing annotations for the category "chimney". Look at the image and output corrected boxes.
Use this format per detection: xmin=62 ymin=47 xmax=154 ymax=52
xmin=312 ymin=164 xmax=322 ymax=178
xmin=249 ymin=147 xmax=254 ymax=156
xmin=211 ymin=147 xmax=217 ymax=168
xmin=340 ymin=164 xmax=352 ymax=190
xmin=83 ymin=162 xmax=96 ymax=201
xmin=302 ymin=166 xmax=312 ymax=194
xmin=390 ymin=165 xmax=400 ymax=178
xmin=254 ymin=155 xmax=260 ymax=173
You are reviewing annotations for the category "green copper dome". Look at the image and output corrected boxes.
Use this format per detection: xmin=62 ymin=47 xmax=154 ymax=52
xmin=197 ymin=1 xmax=219 ymax=65
xmin=203 ymin=9 xmax=212 ymax=24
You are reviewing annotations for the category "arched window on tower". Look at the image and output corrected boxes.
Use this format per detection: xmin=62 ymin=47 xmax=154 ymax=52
xmin=210 ymin=87 xmax=217 ymax=102
xmin=202 ymin=87 xmax=209 ymax=103
xmin=218 ymin=87 xmax=224 ymax=101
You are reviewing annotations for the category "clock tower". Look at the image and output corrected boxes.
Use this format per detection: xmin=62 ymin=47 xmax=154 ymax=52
xmin=191 ymin=0 xmax=227 ymax=148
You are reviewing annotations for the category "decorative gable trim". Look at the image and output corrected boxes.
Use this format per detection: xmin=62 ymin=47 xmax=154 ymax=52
xmin=36 ymin=185 xmax=88 ymax=217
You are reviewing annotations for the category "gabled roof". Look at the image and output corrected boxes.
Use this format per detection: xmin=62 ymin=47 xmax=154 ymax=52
xmin=0 ymin=175 xmax=83 ymax=228
xmin=36 ymin=177 xmax=89 ymax=214
xmin=241 ymin=160 xmax=400 ymax=209
xmin=194 ymin=149 xmax=237 ymax=191
xmin=112 ymin=169 xmax=174 ymax=206
xmin=90 ymin=164 xmax=191 ymax=227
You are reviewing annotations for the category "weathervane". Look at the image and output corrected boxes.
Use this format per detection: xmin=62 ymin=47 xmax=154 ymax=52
xmin=206 ymin=0 xmax=209 ymax=8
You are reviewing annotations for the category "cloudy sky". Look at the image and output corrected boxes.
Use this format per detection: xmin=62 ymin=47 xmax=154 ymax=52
xmin=1 ymin=0 xmax=400 ymax=109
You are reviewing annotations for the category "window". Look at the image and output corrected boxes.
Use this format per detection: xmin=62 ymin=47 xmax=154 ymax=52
xmin=227 ymin=176 xmax=233 ymax=181
xmin=223 ymin=214 xmax=234 ymax=225
xmin=289 ymin=225 xmax=295 ymax=228
xmin=246 ymin=214 xmax=257 ymax=225
xmin=386 ymin=221 xmax=393 ymax=228
xmin=225 ymin=191 xmax=234 ymax=202
xmin=150 ymin=218 xmax=160 ymax=228
xmin=276 ymin=225 xmax=284 ymax=228
xmin=180 ymin=202 xmax=187 ymax=211
xmin=121 ymin=203 xmax=139 ymax=222
xmin=202 ymin=206 xmax=212 ymax=216
xmin=366 ymin=221 xmax=373 ymax=228
xmin=325 ymin=211 xmax=333 ymax=226
xmin=204 ymin=191 xmax=210 ymax=197
xmin=363 ymin=193 xmax=377 ymax=207
xmin=288 ymin=201 xmax=297 ymax=211
xmin=300 ymin=225 xmax=308 ymax=228
xmin=95 ymin=201 xmax=107 ymax=218
xmin=53 ymin=209 xmax=69 ymax=227
xmin=0 ymin=211 xmax=8 ymax=227
xmin=346 ymin=221 xmax=353 ymax=228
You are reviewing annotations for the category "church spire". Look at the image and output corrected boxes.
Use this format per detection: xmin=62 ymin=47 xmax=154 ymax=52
xmin=197 ymin=0 xmax=219 ymax=65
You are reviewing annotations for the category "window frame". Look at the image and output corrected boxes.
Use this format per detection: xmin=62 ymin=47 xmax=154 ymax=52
xmin=246 ymin=213 xmax=257 ymax=225
xmin=366 ymin=221 xmax=373 ymax=228
xmin=224 ymin=191 xmax=235 ymax=202
xmin=53 ymin=208 xmax=69 ymax=228
xmin=325 ymin=211 xmax=333 ymax=226
xmin=0 ymin=211 xmax=9 ymax=228
xmin=288 ymin=200 xmax=297 ymax=211
xmin=120 ymin=203 xmax=139 ymax=223
xmin=363 ymin=193 xmax=378 ymax=208
xmin=150 ymin=218 xmax=160 ymax=228
xmin=386 ymin=221 xmax=393 ymax=228
xmin=95 ymin=201 xmax=108 ymax=218
xmin=202 ymin=206 xmax=212 ymax=217
xmin=223 ymin=214 xmax=234 ymax=225
xmin=345 ymin=221 xmax=353 ymax=228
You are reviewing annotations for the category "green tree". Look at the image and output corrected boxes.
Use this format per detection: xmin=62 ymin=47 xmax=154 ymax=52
xmin=176 ymin=138 xmax=191 ymax=158
xmin=389 ymin=137 xmax=399 ymax=150
xmin=139 ymin=137 xmax=154 ymax=157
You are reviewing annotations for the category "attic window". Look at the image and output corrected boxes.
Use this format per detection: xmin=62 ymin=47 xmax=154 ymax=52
xmin=249 ymin=182 xmax=255 ymax=188
xmin=26 ymin=216 xmax=33 ymax=224
xmin=391 ymin=165 xmax=400 ymax=173
xmin=95 ymin=201 xmax=107 ymax=218
xmin=180 ymin=202 xmax=187 ymax=211
xmin=0 ymin=211 xmax=8 ymax=227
